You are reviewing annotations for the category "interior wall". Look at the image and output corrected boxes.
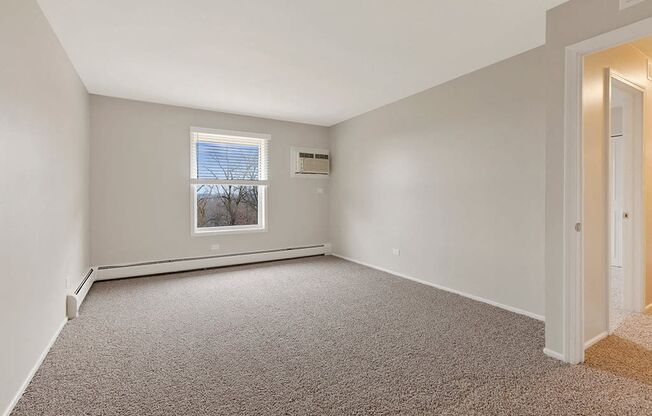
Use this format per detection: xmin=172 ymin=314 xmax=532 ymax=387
xmin=90 ymin=95 xmax=330 ymax=266
xmin=0 ymin=0 xmax=90 ymax=413
xmin=329 ymin=47 xmax=547 ymax=318
xmin=582 ymin=43 xmax=652 ymax=342
xmin=545 ymin=0 xmax=652 ymax=356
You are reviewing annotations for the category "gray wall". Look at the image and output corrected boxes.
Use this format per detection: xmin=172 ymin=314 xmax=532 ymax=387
xmin=0 ymin=0 xmax=90 ymax=413
xmin=329 ymin=47 xmax=546 ymax=318
xmin=545 ymin=0 xmax=652 ymax=356
xmin=90 ymin=96 xmax=330 ymax=266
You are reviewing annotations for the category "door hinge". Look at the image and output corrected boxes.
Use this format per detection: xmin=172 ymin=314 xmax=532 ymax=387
xmin=575 ymin=222 xmax=582 ymax=232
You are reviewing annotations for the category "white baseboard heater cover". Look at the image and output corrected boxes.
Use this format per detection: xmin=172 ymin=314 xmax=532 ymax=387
xmin=95 ymin=244 xmax=331 ymax=280
xmin=66 ymin=244 xmax=331 ymax=319
xmin=66 ymin=268 xmax=94 ymax=319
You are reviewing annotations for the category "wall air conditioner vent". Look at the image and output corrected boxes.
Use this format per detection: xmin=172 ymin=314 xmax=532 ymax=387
xmin=291 ymin=147 xmax=330 ymax=177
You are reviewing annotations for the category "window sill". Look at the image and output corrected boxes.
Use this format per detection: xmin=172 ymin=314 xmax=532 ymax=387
xmin=192 ymin=226 xmax=267 ymax=237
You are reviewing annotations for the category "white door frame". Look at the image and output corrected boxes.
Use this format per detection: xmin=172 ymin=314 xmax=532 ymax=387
xmin=606 ymin=71 xmax=645 ymax=334
xmin=563 ymin=18 xmax=652 ymax=364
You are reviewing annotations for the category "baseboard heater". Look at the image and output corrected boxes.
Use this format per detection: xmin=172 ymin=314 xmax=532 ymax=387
xmin=66 ymin=243 xmax=331 ymax=319
xmin=66 ymin=268 xmax=94 ymax=319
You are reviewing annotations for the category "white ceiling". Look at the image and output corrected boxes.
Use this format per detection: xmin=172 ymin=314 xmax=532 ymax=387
xmin=37 ymin=0 xmax=567 ymax=126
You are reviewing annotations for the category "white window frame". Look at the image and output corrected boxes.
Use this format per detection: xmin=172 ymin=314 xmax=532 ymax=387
xmin=190 ymin=127 xmax=270 ymax=236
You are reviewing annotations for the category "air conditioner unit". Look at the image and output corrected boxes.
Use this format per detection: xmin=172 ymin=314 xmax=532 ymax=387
xmin=292 ymin=147 xmax=329 ymax=176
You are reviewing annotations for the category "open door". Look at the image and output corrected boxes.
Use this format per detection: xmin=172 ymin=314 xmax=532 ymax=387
xmin=608 ymin=72 xmax=646 ymax=332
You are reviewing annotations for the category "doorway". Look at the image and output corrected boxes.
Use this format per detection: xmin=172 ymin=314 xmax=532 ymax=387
xmin=607 ymin=72 xmax=645 ymax=334
xmin=562 ymin=21 xmax=652 ymax=364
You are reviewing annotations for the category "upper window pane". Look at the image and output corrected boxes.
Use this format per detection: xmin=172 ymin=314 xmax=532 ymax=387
xmin=196 ymin=141 xmax=260 ymax=181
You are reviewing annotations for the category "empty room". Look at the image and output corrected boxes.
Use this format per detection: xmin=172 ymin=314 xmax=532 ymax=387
xmin=2 ymin=0 xmax=652 ymax=415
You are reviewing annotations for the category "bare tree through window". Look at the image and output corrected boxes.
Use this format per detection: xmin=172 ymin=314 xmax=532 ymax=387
xmin=195 ymin=141 xmax=262 ymax=228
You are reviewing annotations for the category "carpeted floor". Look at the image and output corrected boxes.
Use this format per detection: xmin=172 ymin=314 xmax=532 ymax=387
xmin=586 ymin=310 xmax=652 ymax=387
xmin=609 ymin=266 xmax=631 ymax=330
xmin=11 ymin=256 xmax=652 ymax=415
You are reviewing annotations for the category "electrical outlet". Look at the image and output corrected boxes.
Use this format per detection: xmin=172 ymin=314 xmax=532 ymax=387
xmin=211 ymin=244 xmax=220 ymax=251
xmin=316 ymin=187 xmax=325 ymax=195
xmin=392 ymin=248 xmax=400 ymax=256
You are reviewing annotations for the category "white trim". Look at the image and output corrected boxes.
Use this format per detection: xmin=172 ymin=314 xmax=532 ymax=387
xmin=584 ymin=331 xmax=609 ymax=349
xmin=332 ymin=254 xmax=544 ymax=321
xmin=563 ymin=44 xmax=586 ymax=365
xmin=95 ymin=245 xmax=330 ymax=281
xmin=631 ymin=76 xmax=647 ymax=314
xmin=543 ymin=348 xmax=565 ymax=361
xmin=190 ymin=126 xmax=271 ymax=141
xmin=192 ymin=226 xmax=267 ymax=236
xmin=2 ymin=318 xmax=66 ymax=416
xmin=562 ymin=16 xmax=652 ymax=365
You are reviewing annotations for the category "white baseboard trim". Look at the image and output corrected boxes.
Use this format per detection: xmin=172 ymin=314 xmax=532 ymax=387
xmin=3 ymin=318 xmax=66 ymax=416
xmin=95 ymin=244 xmax=330 ymax=281
xmin=584 ymin=331 xmax=609 ymax=349
xmin=332 ymin=254 xmax=545 ymax=322
xmin=543 ymin=348 xmax=565 ymax=361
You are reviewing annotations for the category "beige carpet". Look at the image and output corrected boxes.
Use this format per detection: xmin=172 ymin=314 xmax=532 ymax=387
xmin=11 ymin=256 xmax=652 ymax=415
xmin=586 ymin=310 xmax=652 ymax=387
xmin=609 ymin=266 xmax=632 ymax=330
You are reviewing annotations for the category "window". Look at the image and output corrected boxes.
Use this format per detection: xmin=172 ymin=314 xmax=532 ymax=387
xmin=190 ymin=127 xmax=269 ymax=235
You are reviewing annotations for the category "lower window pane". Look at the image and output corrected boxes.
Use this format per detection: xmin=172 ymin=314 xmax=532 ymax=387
xmin=196 ymin=185 xmax=259 ymax=228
